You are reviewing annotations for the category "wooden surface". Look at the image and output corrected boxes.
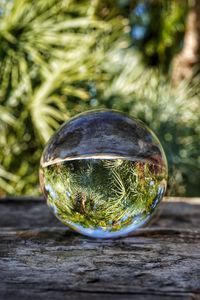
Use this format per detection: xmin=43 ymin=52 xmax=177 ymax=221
xmin=0 ymin=197 xmax=199 ymax=300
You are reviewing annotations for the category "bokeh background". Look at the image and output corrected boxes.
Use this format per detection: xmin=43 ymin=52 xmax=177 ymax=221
xmin=0 ymin=0 xmax=199 ymax=197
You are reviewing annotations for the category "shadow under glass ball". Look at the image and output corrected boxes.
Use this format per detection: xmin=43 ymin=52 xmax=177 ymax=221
xmin=40 ymin=110 xmax=168 ymax=238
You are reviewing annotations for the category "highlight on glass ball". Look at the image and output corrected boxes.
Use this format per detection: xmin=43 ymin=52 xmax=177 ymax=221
xmin=39 ymin=110 xmax=168 ymax=238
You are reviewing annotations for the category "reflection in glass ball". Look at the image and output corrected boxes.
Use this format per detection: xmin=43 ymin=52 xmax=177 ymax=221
xmin=40 ymin=110 xmax=168 ymax=238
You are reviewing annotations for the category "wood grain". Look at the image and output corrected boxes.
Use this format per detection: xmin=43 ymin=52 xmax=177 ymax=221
xmin=0 ymin=197 xmax=199 ymax=300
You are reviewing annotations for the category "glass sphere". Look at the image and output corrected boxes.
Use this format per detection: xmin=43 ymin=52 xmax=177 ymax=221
xmin=40 ymin=110 xmax=167 ymax=238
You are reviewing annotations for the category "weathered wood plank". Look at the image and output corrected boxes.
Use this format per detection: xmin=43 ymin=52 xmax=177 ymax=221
xmin=0 ymin=197 xmax=199 ymax=229
xmin=0 ymin=197 xmax=199 ymax=300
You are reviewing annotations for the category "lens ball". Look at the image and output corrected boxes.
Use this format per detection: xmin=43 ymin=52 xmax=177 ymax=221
xmin=40 ymin=110 xmax=167 ymax=238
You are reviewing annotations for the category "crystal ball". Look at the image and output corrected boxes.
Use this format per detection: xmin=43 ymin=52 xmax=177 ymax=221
xmin=40 ymin=110 xmax=167 ymax=238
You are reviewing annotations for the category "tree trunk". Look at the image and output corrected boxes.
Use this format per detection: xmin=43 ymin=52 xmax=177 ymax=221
xmin=172 ymin=0 xmax=200 ymax=85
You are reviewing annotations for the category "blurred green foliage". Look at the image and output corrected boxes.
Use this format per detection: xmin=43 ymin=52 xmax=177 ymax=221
xmin=129 ymin=1 xmax=188 ymax=69
xmin=0 ymin=0 xmax=199 ymax=196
